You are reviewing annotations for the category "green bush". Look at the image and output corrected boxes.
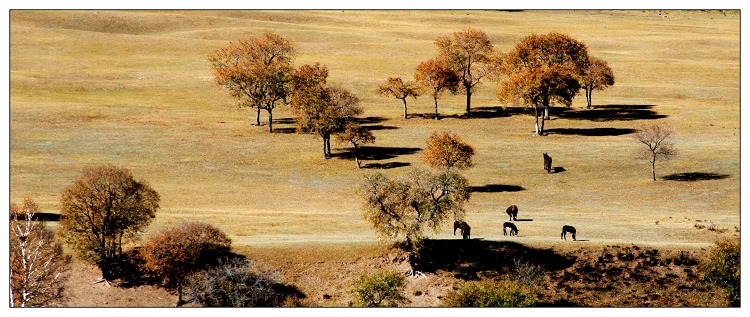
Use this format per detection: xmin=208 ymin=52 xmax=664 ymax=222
xmin=441 ymin=280 xmax=537 ymax=307
xmin=350 ymin=270 xmax=408 ymax=307
xmin=701 ymin=236 xmax=740 ymax=306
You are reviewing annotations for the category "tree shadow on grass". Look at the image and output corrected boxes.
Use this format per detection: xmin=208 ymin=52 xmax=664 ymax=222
xmin=546 ymin=127 xmax=636 ymax=136
xmin=333 ymin=146 xmax=421 ymax=161
xmin=662 ymin=172 xmax=731 ymax=182
xmin=555 ymin=104 xmax=667 ymax=121
xmin=12 ymin=212 xmax=61 ymax=222
xmin=410 ymin=107 xmax=531 ymax=120
xmin=362 ymin=162 xmax=411 ymax=169
xmin=469 ymin=184 xmax=525 ymax=193
xmin=412 ymin=239 xmax=576 ymax=280
xmin=272 ymin=117 xmax=297 ymax=134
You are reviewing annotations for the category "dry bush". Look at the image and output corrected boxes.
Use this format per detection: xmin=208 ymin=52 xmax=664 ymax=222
xmin=350 ymin=270 xmax=408 ymax=307
xmin=441 ymin=280 xmax=537 ymax=307
xmin=701 ymin=236 xmax=740 ymax=306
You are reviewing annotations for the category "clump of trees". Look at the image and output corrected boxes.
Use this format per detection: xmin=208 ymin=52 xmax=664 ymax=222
xmin=208 ymin=32 xmax=296 ymax=132
xmin=441 ymin=280 xmax=538 ymax=307
xmin=581 ymin=56 xmax=615 ymax=109
xmin=701 ymin=236 xmax=740 ymax=306
xmin=10 ymin=197 xmax=71 ymax=307
xmin=414 ymin=58 xmax=460 ymax=119
xmin=140 ymin=222 xmax=233 ymax=306
xmin=290 ymin=63 xmax=364 ymax=159
xmin=421 ymin=131 xmax=476 ymax=170
xmin=350 ymin=270 xmax=408 ymax=307
xmin=59 ymin=165 xmax=160 ymax=281
xmin=434 ymin=28 xmax=496 ymax=115
xmin=496 ymin=32 xmax=590 ymax=135
xmin=359 ymin=168 xmax=470 ymax=263
xmin=632 ymin=125 xmax=677 ymax=181
xmin=376 ymin=77 xmax=421 ymax=119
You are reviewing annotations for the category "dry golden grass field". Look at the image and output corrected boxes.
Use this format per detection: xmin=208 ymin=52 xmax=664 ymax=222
xmin=7 ymin=10 xmax=740 ymax=307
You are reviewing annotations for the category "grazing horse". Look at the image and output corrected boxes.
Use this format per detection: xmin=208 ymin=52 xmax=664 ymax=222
xmin=503 ymin=222 xmax=518 ymax=236
xmin=561 ymin=225 xmax=577 ymax=241
xmin=543 ymin=153 xmax=552 ymax=173
xmin=506 ymin=205 xmax=518 ymax=221
xmin=453 ymin=221 xmax=471 ymax=240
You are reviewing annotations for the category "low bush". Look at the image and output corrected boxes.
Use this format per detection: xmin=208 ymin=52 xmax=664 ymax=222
xmin=350 ymin=270 xmax=408 ymax=307
xmin=441 ymin=280 xmax=537 ymax=307
xmin=701 ymin=236 xmax=740 ymax=306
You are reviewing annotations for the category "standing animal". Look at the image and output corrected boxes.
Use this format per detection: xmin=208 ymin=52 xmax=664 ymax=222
xmin=453 ymin=221 xmax=471 ymax=240
xmin=503 ymin=222 xmax=518 ymax=236
xmin=543 ymin=153 xmax=552 ymax=173
xmin=506 ymin=205 xmax=518 ymax=221
xmin=561 ymin=225 xmax=577 ymax=241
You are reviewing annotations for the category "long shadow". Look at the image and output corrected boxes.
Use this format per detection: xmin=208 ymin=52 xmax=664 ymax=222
xmin=410 ymin=107 xmax=532 ymax=120
xmin=334 ymin=146 xmax=421 ymax=161
xmin=550 ymin=167 xmax=566 ymax=174
xmin=362 ymin=162 xmax=411 ymax=169
xmin=662 ymin=172 xmax=731 ymax=182
xmin=555 ymin=104 xmax=667 ymax=121
xmin=363 ymin=125 xmax=399 ymax=131
xmin=469 ymin=184 xmax=525 ymax=193
xmin=353 ymin=116 xmax=388 ymax=125
xmin=12 ymin=212 xmax=61 ymax=222
xmin=546 ymin=127 xmax=637 ymax=136
xmin=272 ymin=117 xmax=297 ymax=134
xmin=413 ymin=239 xmax=576 ymax=280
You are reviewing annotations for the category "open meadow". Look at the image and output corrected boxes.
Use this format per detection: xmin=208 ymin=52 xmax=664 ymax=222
xmin=8 ymin=10 xmax=740 ymax=306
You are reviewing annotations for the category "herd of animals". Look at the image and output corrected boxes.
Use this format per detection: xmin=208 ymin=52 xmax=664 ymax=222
xmin=452 ymin=153 xmax=578 ymax=242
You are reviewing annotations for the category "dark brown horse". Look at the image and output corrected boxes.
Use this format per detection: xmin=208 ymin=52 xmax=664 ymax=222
xmin=561 ymin=225 xmax=576 ymax=241
xmin=506 ymin=205 xmax=518 ymax=221
xmin=453 ymin=221 xmax=471 ymax=240
xmin=543 ymin=153 xmax=552 ymax=173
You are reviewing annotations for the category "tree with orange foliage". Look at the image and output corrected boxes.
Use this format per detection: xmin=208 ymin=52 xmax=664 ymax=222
xmin=290 ymin=63 xmax=363 ymax=158
xmin=208 ymin=32 xmax=296 ymax=132
xmin=581 ymin=56 xmax=615 ymax=109
xmin=140 ymin=222 xmax=232 ymax=306
xmin=435 ymin=28 xmax=495 ymax=115
xmin=414 ymin=58 xmax=460 ymax=119
xmin=497 ymin=33 xmax=589 ymax=135
xmin=421 ymin=131 xmax=476 ymax=170
xmin=59 ymin=165 xmax=159 ymax=282
xmin=336 ymin=122 xmax=375 ymax=168
xmin=376 ymin=77 xmax=421 ymax=119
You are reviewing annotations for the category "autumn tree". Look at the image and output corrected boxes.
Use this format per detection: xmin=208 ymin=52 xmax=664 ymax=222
xmin=421 ymin=131 xmax=476 ymax=170
xmin=140 ymin=222 xmax=232 ymax=306
xmin=414 ymin=58 xmax=460 ymax=119
xmin=497 ymin=32 xmax=589 ymax=135
xmin=435 ymin=28 xmax=495 ymax=115
xmin=208 ymin=32 xmax=296 ymax=132
xmin=633 ymin=125 xmax=677 ymax=181
xmin=359 ymin=168 xmax=470 ymax=264
xmin=701 ymin=236 xmax=741 ymax=306
xmin=10 ymin=197 xmax=70 ymax=307
xmin=290 ymin=63 xmax=363 ymax=158
xmin=581 ymin=56 xmax=615 ymax=109
xmin=59 ymin=165 xmax=160 ymax=281
xmin=376 ymin=77 xmax=421 ymax=119
xmin=336 ymin=122 xmax=375 ymax=168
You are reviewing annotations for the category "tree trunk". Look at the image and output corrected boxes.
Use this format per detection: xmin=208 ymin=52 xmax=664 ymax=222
xmin=402 ymin=98 xmax=408 ymax=119
xmin=322 ymin=137 xmax=328 ymax=159
xmin=651 ymin=158 xmax=657 ymax=181
xmin=433 ymin=96 xmax=439 ymax=120
xmin=176 ymin=282 xmax=184 ymax=307
xmin=255 ymin=107 xmax=261 ymax=126
xmin=465 ymin=88 xmax=472 ymax=115
xmin=586 ymin=88 xmax=593 ymax=109
xmin=354 ymin=145 xmax=361 ymax=168
xmin=326 ymin=135 xmax=331 ymax=157
xmin=267 ymin=108 xmax=273 ymax=133
xmin=534 ymin=106 xmax=542 ymax=135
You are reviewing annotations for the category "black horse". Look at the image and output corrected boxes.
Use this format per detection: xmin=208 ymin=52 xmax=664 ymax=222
xmin=506 ymin=205 xmax=518 ymax=221
xmin=453 ymin=221 xmax=471 ymax=240
xmin=503 ymin=222 xmax=518 ymax=236
xmin=561 ymin=225 xmax=577 ymax=241
xmin=543 ymin=153 xmax=552 ymax=173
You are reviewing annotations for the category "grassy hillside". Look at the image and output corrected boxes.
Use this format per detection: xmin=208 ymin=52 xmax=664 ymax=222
xmin=9 ymin=10 xmax=739 ymax=251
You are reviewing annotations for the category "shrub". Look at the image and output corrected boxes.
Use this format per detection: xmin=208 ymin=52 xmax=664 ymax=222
xmin=350 ymin=270 xmax=408 ymax=307
xmin=441 ymin=280 xmax=537 ymax=307
xmin=186 ymin=257 xmax=304 ymax=307
xmin=701 ymin=236 xmax=740 ymax=306
xmin=507 ymin=258 xmax=548 ymax=290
